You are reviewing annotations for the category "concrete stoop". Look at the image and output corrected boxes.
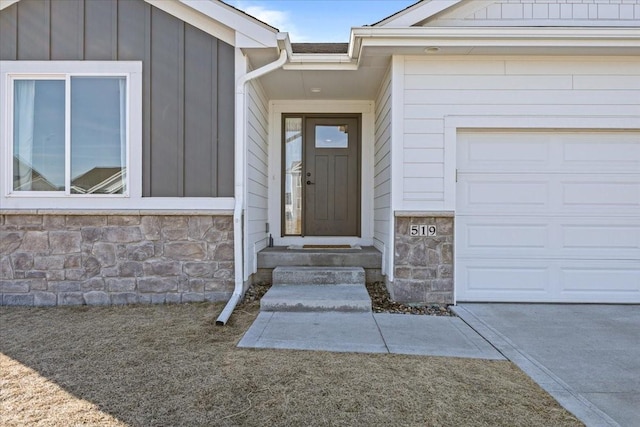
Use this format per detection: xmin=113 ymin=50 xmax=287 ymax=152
xmin=272 ymin=266 xmax=365 ymax=286
xmin=261 ymin=266 xmax=372 ymax=313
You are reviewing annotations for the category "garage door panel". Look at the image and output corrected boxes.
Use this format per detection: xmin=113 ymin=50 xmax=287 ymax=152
xmin=459 ymin=261 xmax=552 ymax=302
xmin=459 ymin=174 xmax=640 ymax=215
xmin=561 ymin=134 xmax=640 ymax=172
xmin=458 ymin=218 xmax=549 ymax=253
xmin=464 ymin=264 xmax=550 ymax=291
xmin=459 ymin=133 xmax=549 ymax=165
xmin=560 ymin=265 xmax=640 ymax=294
xmin=458 ymin=260 xmax=640 ymax=302
xmin=465 ymin=223 xmax=547 ymax=250
xmin=562 ymin=224 xmax=640 ymax=251
xmin=459 ymin=216 xmax=639 ymax=260
xmin=456 ymin=130 xmax=640 ymax=303
xmin=458 ymin=177 xmax=549 ymax=211
xmin=562 ymin=181 xmax=640 ymax=209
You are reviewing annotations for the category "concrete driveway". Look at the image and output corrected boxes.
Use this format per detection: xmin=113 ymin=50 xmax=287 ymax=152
xmin=454 ymin=304 xmax=640 ymax=427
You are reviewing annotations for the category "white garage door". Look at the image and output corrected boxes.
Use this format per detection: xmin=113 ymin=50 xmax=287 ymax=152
xmin=456 ymin=131 xmax=640 ymax=303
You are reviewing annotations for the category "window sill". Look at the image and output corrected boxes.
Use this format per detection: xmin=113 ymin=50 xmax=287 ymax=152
xmin=0 ymin=197 xmax=235 ymax=213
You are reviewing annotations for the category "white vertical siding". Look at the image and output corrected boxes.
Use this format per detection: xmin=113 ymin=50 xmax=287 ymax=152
xmin=246 ymin=78 xmax=270 ymax=277
xmin=401 ymin=55 xmax=640 ymax=210
xmin=374 ymin=66 xmax=392 ymax=274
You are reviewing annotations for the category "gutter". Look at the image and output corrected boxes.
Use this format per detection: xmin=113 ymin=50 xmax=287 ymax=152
xmin=350 ymin=26 xmax=640 ymax=62
xmin=216 ymin=45 xmax=288 ymax=325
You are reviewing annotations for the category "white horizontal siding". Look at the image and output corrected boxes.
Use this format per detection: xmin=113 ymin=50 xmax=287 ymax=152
xmin=426 ymin=0 xmax=640 ymax=26
xmin=401 ymin=55 xmax=640 ymax=209
xmin=246 ymin=78 xmax=270 ymax=277
xmin=374 ymin=66 xmax=392 ymax=275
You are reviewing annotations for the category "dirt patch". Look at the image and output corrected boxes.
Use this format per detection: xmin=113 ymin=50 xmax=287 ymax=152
xmin=367 ymin=281 xmax=452 ymax=315
xmin=1 ymin=302 xmax=582 ymax=427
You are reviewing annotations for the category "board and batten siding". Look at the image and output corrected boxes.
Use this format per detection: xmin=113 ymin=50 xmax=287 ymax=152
xmin=400 ymin=55 xmax=640 ymax=210
xmin=246 ymin=78 xmax=270 ymax=277
xmin=0 ymin=0 xmax=235 ymax=197
xmin=374 ymin=66 xmax=392 ymax=275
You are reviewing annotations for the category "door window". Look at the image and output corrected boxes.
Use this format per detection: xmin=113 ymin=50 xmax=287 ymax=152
xmin=315 ymin=125 xmax=348 ymax=148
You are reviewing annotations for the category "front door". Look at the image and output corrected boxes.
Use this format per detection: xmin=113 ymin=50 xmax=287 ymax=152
xmin=283 ymin=115 xmax=360 ymax=237
xmin=305 ymin=117 xmax=360 ymax=236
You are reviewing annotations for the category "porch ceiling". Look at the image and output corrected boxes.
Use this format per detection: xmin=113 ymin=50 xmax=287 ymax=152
xmin=257 ymin=66 xmax=388 ymax=100
xmin=249 ymin=52 xmax=390 ymax=100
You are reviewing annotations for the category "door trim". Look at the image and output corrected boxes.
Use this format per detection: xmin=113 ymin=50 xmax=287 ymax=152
xmin=268 ymin=100 xmax=375 ymax=247
xmin=281 ymin=113 xmax=361 ymax=237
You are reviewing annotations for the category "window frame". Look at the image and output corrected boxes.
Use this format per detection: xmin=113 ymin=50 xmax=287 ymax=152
xmin=1 ymin=61 xmax=142 ymax=204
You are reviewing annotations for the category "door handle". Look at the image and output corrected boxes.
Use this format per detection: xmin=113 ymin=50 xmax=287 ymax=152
xmin=306 ymin=180 xmax=315 ymax=185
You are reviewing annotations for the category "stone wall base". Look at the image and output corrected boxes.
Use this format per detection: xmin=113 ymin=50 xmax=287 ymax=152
xmin=391 ymin=215 xmax=454 ymax=305
xmin=0 ymin=213 xmax=234 ymax=306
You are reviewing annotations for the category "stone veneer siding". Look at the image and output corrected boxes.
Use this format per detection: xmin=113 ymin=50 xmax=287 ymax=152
xmin=0 ymin=214 xmax=234 ymax=306
xmin=392 ymin=215 xmax=454 ymax=304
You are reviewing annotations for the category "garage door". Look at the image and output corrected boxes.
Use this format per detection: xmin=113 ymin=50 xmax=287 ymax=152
xmin=456 ymin=131 xmax=640 ymax=303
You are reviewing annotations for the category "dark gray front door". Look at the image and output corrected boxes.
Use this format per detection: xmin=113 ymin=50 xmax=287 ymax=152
xmin=304 ymin=117 xmax=360 ymax=236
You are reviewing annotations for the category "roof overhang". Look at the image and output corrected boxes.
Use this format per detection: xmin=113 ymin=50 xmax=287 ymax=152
xmin=350 ymin=26 xmax=640 ymax=61
xmin=0 ymin=0 xmax=19 ymax=10
xmin=174 ymin=0 xmax=279 ymax=48
xmin=254 ymin=25 xmax=640 ymax=100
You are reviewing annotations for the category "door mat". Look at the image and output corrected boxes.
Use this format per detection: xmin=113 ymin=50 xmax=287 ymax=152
xmin=304 ymin=244 xmax=352 ymax=249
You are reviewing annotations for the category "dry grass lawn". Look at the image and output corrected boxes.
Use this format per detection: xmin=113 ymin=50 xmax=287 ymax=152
xmin=0 ymin=300 xmax=583 ymax=426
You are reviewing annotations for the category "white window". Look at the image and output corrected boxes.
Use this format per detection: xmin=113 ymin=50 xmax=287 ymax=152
xmin=1 ymin=61 xmax=142 ymax=202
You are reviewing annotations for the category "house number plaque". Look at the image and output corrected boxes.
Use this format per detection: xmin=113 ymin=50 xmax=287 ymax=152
xmin=410 ymin=225 xmax=436 ymax=237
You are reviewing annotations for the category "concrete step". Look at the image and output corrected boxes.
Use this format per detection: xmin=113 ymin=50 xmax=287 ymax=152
xmin=260 ymin=284 xmax=372 ymax=313
xmin=258 ymin=246 xmax=381 ymax=269
xmin=273 ymin=266 xmax=365 ymax=286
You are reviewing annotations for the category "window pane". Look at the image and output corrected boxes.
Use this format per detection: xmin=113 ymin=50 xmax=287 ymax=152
xmin=71 ymin=77 xmax=126 ymax=194
xmin=13 ymin=80 xmax=65 ymax=191
xmin=284 ymin=117 xmax=302 ymax=235
xmin=315 ymin=125 xmax=348 ymax=148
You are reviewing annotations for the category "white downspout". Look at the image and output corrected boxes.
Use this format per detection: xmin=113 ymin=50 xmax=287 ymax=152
xmin=216 ymin=47 xmax=288 ymax=325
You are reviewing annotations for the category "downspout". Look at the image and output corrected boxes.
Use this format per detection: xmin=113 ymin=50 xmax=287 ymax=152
xmin=216 ymin=47 xmax=288 ymax=325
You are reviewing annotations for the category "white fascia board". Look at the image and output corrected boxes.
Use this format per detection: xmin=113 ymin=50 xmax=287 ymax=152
xmin=176 ymin=0 xmax=278 ymax=48
xmin=0 ymin=197 xmax=235 ymax=211
xmin=0 ymin=0 xmax=19 ymax=11
xmin=235 ymin=32 xmax=276 ymax=49
xmin=351 ymin=27 xmax=640 ymax=58
xmin=145 ymin=0 xmax=235 ymax=46
xmin=375 ymin=0 xmax=464 ymax=27
xmin=440 ymin=20 xmax=640 ymax=28
xmin=284 ymin=54 xmax=357 ymax=71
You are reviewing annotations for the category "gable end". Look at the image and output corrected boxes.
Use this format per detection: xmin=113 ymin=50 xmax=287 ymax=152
xmin=420 ymin=0 xmax=640 ymax=27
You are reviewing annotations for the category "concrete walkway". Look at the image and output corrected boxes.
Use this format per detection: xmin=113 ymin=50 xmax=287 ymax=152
xmin=454 ymin=304 xmax=640 ymax=427
xmin=238 ymin=311 xmax=504 ymax=360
